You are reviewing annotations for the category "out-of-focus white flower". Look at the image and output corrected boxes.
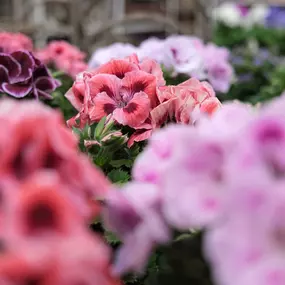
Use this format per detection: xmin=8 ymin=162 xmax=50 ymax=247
xmin=212 ymin=2 xmax=242 ymax=28
xmin=245 ymin=4 xmax=269 ymax=27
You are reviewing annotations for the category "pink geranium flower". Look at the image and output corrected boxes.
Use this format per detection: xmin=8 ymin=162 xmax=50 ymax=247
xmin=0 ymin=99 xmax=111 ymax=220
xmin=0 ymin=32 xmax=33 ymax=53
xmin=156 ymin=78 xmax=222 ymax=124
xmin=66 ymin=54 xmax=163 ymax=130
xmin=36 ymin=41 xmax=88 ymax=79
xmin=0 ymin=174 xmax=121 ymax=285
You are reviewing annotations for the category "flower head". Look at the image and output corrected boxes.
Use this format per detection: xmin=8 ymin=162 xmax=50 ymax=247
xmin=0 ymin=99 xmax=110 ymax=220
xmin=89 ymin=43 xmax=138 ymax=68
xmin=66 ymin=54 xmax=162 ymax=131
xmin=0 ymin=32 xmax=33 ymax=53
xmin=0 ymin=50 xmax=60 ymax=99
xmin=36 ymin=41 xmax=88 ymax=79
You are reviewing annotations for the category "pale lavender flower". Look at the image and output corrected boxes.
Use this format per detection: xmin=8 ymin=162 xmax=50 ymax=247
xmin=88 ymin=43 xmax=137 ymax=68
xmin=103 ymin=183 xmax=170 ymax=276
xmin=162 ymin=35 xmax=206 ymax=78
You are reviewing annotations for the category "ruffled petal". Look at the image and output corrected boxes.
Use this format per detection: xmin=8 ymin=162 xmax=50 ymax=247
xmin=128 ymin=129 xmax=153 ymax=147
xmin=0 ymin=53 xmax=21 ymax=81
xmin=2 ymin=82 xmax=33 ymax=98
xmin=113 ymin=91 xmax=151 ymax=128
xmin=11 ymin=50 xmax=34 ymax=82
xmin=89 ymin=92 xmax=116 ymax=122
xmin=122 ymin=71 xmax=158 ymax=108
xmin=151 ymin=97 xmax=177 ymax=128
xmin=95 ymin=59 xmax=139 ymax=79
xmin=88 ymin=74 xmax=121 ymax=101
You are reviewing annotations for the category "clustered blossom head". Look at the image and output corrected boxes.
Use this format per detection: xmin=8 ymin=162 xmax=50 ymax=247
xmin=66 ymin=54 xmax=221 ymax=147
xmin=36 ymin=41 xmax=88 ymax=79
xmin=0 ymin=32 xmax=33 ymax=53
xmin=88 ymin=36 xmax=233 ymax=93
xmin=0 ymin=50 xmax=60 ymax=99
xmin=0 ymin=99 xmax=110 ymax=220
xmin=103 ymin=93 xmax=285 ymax=283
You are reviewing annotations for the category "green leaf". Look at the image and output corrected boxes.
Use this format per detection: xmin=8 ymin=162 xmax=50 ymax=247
xmin=110 ymin=159 xmax=133 ymax=168
xmin=104 ymin=230 xmax=121 ymax=245
xmin=108 ymin=169 xmax=130 ymax=184
xmin=95 ymin=116 xmax=107 ymax=140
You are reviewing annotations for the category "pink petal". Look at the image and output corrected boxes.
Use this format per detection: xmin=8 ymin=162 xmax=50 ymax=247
xmin=122 ymin=71 xmax=158 ymax=108
xmin=128 ymin=129 xmax=153 ymax=147
xmin=151 ymin=98 xmax=177 ymax=128
xmin=89 ymin=92 xmax=116 ymax=122
xmin=113 ymin=91 xmax=151 ymax=128
xmin=95 ymin=59 xmax=139 ymax=79
xmin=200 ymin=97 xmax=222 ymax=115
xmin=88 ymin=74 xmax=121 ymax=101
xmin=139 ymin=58 xmax=166 ymax=87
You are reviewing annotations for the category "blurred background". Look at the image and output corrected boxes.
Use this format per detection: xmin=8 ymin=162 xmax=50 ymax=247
xmin=0 ymin=0 xmax=275 ymax=54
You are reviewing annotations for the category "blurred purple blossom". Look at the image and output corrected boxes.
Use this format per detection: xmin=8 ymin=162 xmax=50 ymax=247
xmin=266 ymin=6 xmax=285 ymax=28
xmin=0 ymin=50 xmax=60 ymax=99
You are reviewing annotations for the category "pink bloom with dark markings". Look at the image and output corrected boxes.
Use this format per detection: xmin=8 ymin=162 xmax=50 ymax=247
xmin=66 ymin=54 xmax=162 ymax=129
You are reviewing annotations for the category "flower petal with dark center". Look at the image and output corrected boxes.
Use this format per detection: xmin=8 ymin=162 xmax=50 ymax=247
xmin=2 ymin=82 xmax=33 ymax=98
xmin=113 ymin=91 xmax=151 ymax=128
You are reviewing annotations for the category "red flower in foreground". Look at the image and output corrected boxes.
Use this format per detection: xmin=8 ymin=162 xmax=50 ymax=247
xmin=0 ymin=176 xmax=120 ymax=285
xmin=0 ymin=99 xmax=110 ymax=220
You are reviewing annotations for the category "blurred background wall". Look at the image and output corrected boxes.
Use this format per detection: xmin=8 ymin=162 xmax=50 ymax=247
xmin=0 ymin=0 xmax=283 ymax=53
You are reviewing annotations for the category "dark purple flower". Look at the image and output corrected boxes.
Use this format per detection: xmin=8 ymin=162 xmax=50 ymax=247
xmin=0 ymin=50 xmax=60 ymax=99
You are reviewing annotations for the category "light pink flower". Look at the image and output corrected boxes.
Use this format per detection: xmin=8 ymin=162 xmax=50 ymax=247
xmin=103 ymin=183 xmax=170 ymax=275
xmin=0 ymin=32 xmax=33 ymax=53
xmin=201 ymin=44 xmax=233 ymax=93
xmin=156 ymin=78 xmax=221 ymax=124
xmin=89 ymin=43 xmax=138 ymax=68
xmin=36 ymin=41 xmax=88 ymax=79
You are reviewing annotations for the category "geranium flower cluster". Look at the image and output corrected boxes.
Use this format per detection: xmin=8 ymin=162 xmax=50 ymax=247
xmin=88 ymin=36 xmax=233 ymax=93
xmin=36 ymin=41 xmax=88 ymax=79
xmin=0 ymin=32 xmax=33 ymax=53
xmin=0 ymin=50 xmax=60 ymax=98
xmin=0 ymin=99 xmax=119 ymax=285
xmin=103 ymin=92 xmax=285 ymax=285
xmin=212 ymin=2 xmax=268 ymax=28
xmin=66 ymin=54 xmax=221 ymax=147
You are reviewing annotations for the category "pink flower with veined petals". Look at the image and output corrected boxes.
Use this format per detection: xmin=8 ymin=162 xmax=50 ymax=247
xmin=66 ymin=54 xmax=162 ymax=130
xmin=155 ymin=78 xmax=221 ymax=124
